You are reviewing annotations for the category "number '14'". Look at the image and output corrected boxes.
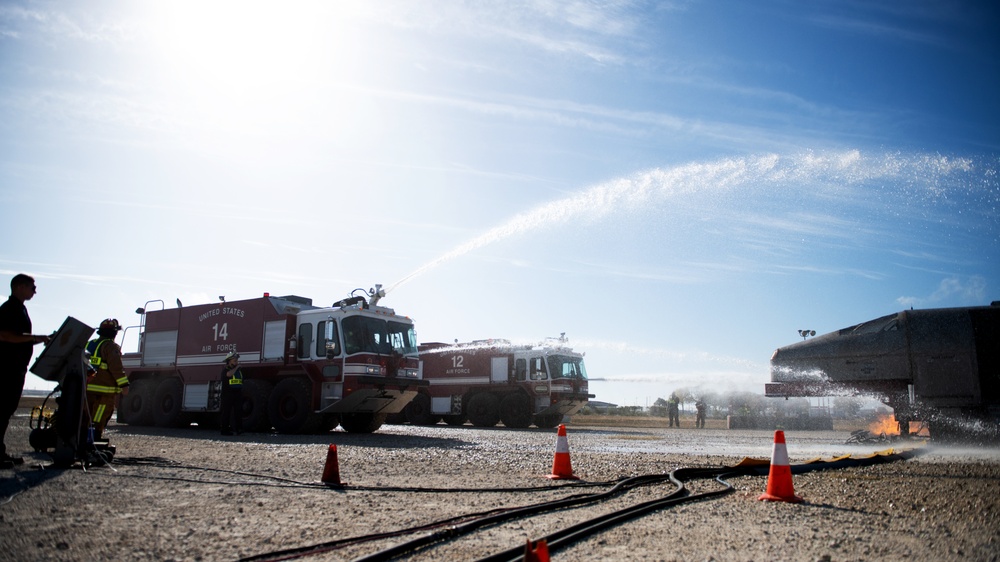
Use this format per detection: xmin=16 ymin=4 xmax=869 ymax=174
xmin=212 ymin=323 xmax=229 ymax=341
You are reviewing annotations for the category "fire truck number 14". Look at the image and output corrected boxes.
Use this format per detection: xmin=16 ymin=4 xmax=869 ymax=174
xmin=212 ymin=323 xmax=229 ymax=341
xmin=200 ymin=323 xmax=232 ymax=353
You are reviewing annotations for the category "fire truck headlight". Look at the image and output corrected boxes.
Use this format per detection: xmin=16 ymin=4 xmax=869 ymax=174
xmin=366 ymin=365 xmax=380 ymax=375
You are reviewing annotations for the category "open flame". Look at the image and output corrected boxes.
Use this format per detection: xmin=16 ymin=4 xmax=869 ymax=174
xmin=868 ymin=414 xmax=929 ymax=437
xmin=869 ymin=414 xmax=900 ymax=435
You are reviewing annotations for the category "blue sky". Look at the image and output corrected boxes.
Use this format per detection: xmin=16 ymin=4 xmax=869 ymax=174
xmin=2 ymin=0 xmax=997 ymax=407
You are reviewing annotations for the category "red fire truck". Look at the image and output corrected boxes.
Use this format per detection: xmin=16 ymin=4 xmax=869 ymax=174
xmin=119 ymin=286 xmax=426 ymax=433
xmin=402 ymin=335 xmax=593 ymax=428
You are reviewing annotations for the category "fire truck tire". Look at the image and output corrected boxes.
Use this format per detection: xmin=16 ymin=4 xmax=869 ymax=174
xmin=241 ymin=379 xmax=273 ymax=433
xmin=268 ymin=378 xmax=317 ymax=434
xmin=119 ymin=379 xmax=154 ymax=426
xmin=405 ymin=393 xmax=438 ymax=426
xmin=499 ymin=393 xmax=533 ymax=428
xmin=151 ymin=378 xmax=190 ymax=428
xmin=466 ymin=393 xmax=500 ymax=427
xmin=534 ymin=414 xmax=563 ymax=429
xmin=340 ymin=413 xmax=386 ymax=433
xmin=442 ymin=414 xmax=467 ymax=426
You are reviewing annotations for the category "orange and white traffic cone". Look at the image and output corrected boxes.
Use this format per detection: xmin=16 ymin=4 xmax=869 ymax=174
xmin=758 ymin=430 xmax=802 ymax=503
xmin=546 ymin=424 xmax=579 ymax=480
xmin=523 ymin=538 xmax=550 ymax=562
xmin=321 ymin=444 xmax=345 ymax=486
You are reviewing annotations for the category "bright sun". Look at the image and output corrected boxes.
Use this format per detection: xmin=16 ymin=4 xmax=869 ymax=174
xmin=138 ymin=1 xmax=376 ymax=135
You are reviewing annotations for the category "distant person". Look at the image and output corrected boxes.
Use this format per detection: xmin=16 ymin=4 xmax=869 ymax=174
xmin=219 ymin=352 xmax=243 ymax=435
xmin=695 ymin=398 xmax=707 ymax=428
xmin=667 ymin=392 xmax=680 ymax=428
xmin=0 ymin=274 xmax=50 ymax=468
xmin=85 ymin=319 xmax=128 ymax=441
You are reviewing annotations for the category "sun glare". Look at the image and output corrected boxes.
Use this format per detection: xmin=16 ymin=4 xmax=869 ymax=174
xmin=140 ymin=1 xmax=374 ymax=135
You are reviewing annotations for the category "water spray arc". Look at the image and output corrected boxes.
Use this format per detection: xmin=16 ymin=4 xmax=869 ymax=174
xmin=383 ymin=150 xmax=978 ymax=297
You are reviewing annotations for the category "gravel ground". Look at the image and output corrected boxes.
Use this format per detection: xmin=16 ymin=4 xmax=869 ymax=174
xmin=2 ymin=408 xmax=1000 ymax=562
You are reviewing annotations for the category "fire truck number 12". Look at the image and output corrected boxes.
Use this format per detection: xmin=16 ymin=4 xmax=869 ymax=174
xmin=452 ymin=356 xmax=463 ymax=368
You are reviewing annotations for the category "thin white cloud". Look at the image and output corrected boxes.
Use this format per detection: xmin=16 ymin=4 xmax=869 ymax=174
xmin=0 ymin=4 xmax=132 ymax=45
xmin=896 ymin=275 xmax=989 ymax=308
xmin=772 ymin=264 xmax=886 ymax=281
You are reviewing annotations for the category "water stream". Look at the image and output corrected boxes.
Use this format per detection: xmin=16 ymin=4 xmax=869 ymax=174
xmin=386 ymin=149 xmax=988 ymax=295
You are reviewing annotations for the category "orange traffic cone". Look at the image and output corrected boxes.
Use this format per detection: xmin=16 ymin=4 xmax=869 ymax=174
xmin=321 ymin=444 xmax=344 ymax=486
xmin=758 ymin=430 xmax=802 ymax=503
xmin=523 ymin=538 xmax=550 ymax=562
xmin=546 ymin=424 xmax=579 ymax=480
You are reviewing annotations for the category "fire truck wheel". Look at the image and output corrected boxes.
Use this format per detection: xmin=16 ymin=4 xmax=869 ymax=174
xmin=405 ymin=393 xmax=438 ymax=426
xmin=340 ymin=413 xmax=386 ymax=433
xmin=442 ymin=414 xmax=467 ymax=426
xmin=499 ymin=393 xmax=533 ymax=428
xmin=119 ymin=379 xmax=154 ymax=426
xmin=466 ymin=393 xmax=500 ymax=427
xmin=241 ymin=379 xmax=273 ymax=432
xmin=268 ymin=378 xmax=317 ymax=434
xmin=534 ymin=414 xmax=563 ymax=429
xmin=151 ymin=378 xmax=190 ymax=428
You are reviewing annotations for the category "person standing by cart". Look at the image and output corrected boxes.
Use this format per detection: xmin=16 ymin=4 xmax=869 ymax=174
xmin=219 ymin=352 xmax=243 ymax=435
xmin=0 ymin=274 xmax=49 ymax=467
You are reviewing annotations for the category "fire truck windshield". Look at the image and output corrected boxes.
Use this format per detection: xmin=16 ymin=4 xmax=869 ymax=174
xmin=546 ymin=355 xmax=588 ymax=380
xmin=342 ymin=316 xmax=418 ymax=356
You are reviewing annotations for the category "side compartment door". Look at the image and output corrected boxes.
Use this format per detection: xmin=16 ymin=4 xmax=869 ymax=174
xmin=262 ymin=320 xmax=286 ymax=361
xmin=491 ymin=356 xmax=508 ymax=383
xmin=143 ymin=330 xmax=178 ymax=366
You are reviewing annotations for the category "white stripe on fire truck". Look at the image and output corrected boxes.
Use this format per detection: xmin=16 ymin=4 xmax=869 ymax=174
xmin=427 ymin=377 xmax=490 ymax=385
xmin=176 ymin=352 xmax=261 ymax=366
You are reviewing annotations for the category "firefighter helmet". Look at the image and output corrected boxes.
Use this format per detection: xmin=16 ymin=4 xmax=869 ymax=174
xmin=99 ymin=318 xmax=122 ymax=332
xmin=224 ymin=351 xmax=240 ymax=363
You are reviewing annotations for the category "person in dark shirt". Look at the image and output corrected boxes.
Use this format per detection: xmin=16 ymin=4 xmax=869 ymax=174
xmin=0 ymin=274 xmax=50 ymax=466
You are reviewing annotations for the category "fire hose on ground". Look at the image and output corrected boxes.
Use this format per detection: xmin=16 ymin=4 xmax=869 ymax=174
xmin=236 ymin=446 xmax=921 ymax=562
xmin=3 ymin=446 xmax=922 ymax=561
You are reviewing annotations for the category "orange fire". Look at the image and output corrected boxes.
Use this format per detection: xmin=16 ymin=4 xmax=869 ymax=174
xmin=869 ymin=414 xmax=900 ymax=435
xmin=868 ymin=414 xmax=930 ymax=437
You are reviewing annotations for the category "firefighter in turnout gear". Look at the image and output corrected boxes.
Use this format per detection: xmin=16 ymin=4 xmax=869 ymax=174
xmin=219 ymin=351 xmax=243 ymax=435
xmin=667 ymin=392 xmax=680 ymax=428
xmin=85 ymin=319 xmax=127 ymax=441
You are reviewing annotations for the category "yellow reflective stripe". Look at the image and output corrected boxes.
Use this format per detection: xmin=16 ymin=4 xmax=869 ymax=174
xmin=93 ymin=404 xmax=106 ymax=423
xmin=116 ymin=377 xmax=129 ymax=386
xmin=87 ymin=384 xmax=120 ymax=394
xmin=229 ymin=378 xmax=243 ymax=385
